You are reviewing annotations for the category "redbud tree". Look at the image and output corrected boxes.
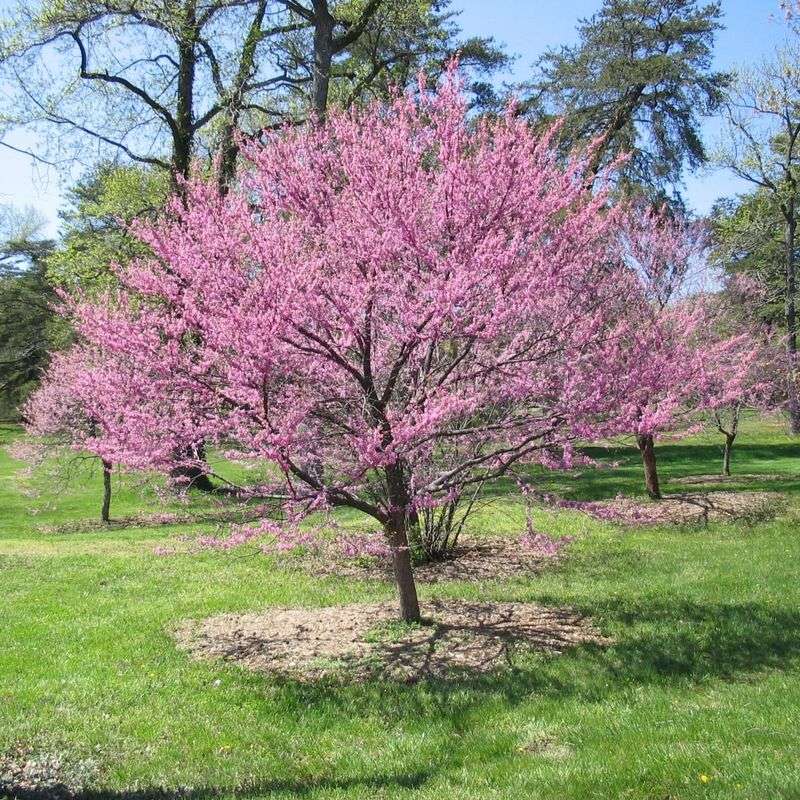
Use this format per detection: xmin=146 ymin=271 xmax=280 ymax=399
xmin=24 ymin=348 xmax=115 ymax=522
xmin=617 ymin=203 xmax=719 ymax=499
xmin=703 ymin=278 xmax=783 ymax=475
xmin=63 ymin=73 xmax=642 ymax=622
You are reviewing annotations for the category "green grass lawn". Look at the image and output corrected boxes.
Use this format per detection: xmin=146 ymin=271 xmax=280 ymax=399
xmin=2 ymin=418 xmax=800 ymax=799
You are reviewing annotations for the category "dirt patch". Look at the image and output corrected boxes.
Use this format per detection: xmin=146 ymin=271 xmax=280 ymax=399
xmin=570 ymin=491 xmax=783 ymax=526
xmin=175 ymin=599 xmax=610 ymax=682
xmin=518 ymin=733 xmax=574 ymax=759
xmin=672 ymin=473 xmax=789 ymax=486
xmin=0 ymin=744 xmax=97 ymax=799
xmin=304 ymin=535 xmax=568 ymax=584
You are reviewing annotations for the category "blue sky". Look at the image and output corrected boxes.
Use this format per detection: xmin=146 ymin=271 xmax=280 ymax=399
xmin=0 ymin=0 xmax=789 ymax=237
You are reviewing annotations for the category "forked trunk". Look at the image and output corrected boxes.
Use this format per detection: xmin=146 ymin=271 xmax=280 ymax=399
xmin=101 ymin=459 xmax=112 ymax=523
xmin=722 ymin=432 xmax=735 ymax=477
xmin=637 ymin=433 xmax=662 ymax=500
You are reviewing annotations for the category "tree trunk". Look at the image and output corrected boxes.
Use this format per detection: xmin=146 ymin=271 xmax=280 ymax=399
xmin=586 ymin=83 xmax=646 ymax=182
xmin=101 ymin=459 xmax=112 ymax=523
xmin=217 ymin=0 xmax=267 ymax=193
xmin=636 ymin=433 xmax=662 ymax=500
xmin=172 ymin=0 xmax=198 ymax=183
xmin=722 ymin=433 xmax=735 ymax=477
xmin=311 ymin=0 xmax=334 ymax=120
xmin=170 ymin=442 xmax=216 ymax=492
xmin=386 ymin=515 xmax=422 ymax=623
xmin=785 ymin=212 xmax=800 ymax=434
xmin=384 ymin=462 xmax=421 ymax=622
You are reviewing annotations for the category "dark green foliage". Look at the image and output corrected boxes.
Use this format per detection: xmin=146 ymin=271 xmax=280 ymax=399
xmin=711 ymin=191 xmax=788 ymax=328
xmin=525 ymin=0 xmax=728 ymax=198
xmin=0 ymin=212 xmax=63 ymax=417
xmin=47 ymin=162 xmax=169 ymax=293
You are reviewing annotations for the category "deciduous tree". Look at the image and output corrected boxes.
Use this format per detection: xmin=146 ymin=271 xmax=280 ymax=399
xmin=0 ymin=206 xmax=63 ymax=417
xmin=617 ymin=203 xmax=713 ymax=498
xmin=24 ymin=348 xmax=114 ymax=521
xmin=61 ymin=72 xmax=642 ymax=621
xmin=714 ymin=46 xmax=800 ymax=432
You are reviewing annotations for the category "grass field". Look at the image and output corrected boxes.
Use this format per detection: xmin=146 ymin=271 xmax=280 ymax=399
xmin=2 ymin=418 xmax=800 ymax=799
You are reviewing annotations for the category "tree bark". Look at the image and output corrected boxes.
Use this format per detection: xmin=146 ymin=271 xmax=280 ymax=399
xmin=722 ymin=432 xmax=735 ymax=476
xmin=384 ymin=462 xmax=421 ymax=622
xmin=217 ymin=0 xmax=268 ymax=192
xmin=101 ymin=459 xmax=112 ymax=523
xmin=636 ymin=433 xmax=662 ymax=500
xmin=170 ymin=441 xmax=216 ymax=492
xmin=785 ymin=212 xmax=800 ymax=434
xmin=172 ymin=0 xmax=198 ymax=183
xmin=386 ymin=515 xmax=422 ymax=623
xmin=311 ymin=0 xmax=334 ymax=120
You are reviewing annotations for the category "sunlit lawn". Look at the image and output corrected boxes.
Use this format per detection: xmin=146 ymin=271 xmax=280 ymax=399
xmin=1 ymin=417 xmax=799 ymax=799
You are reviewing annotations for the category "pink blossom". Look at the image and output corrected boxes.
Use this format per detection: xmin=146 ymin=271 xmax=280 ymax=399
xmin=337 ymin=531 xmax=393 ymax=560
xmin=519 ymin=531 xmax=574 ymax=557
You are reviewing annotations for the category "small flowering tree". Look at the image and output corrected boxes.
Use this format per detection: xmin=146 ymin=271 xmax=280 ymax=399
xmin=24 ymin=348 xmax=115 ymax=522
xmin=708 ymin=341 xmax=777 ymax=476
xmin=702 ymin=280 xmax=783 ymax=475
xmin=621 ymin=203 xmax=711 ymax=312
xmin=617 ymin=203 xmax=730 ymax=498
xmin=63 ymin=72 xmax=642 ymax=622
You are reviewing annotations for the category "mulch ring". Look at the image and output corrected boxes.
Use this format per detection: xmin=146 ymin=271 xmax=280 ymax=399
xmin=573 ymin=490 xmax=784 ymax=526
xmin=303 ymin=535 xmax=568 ymax=584
xmin=672 ymin=473 xmax=789 ymax=486
xmin=175 ymin=599 xmax=610 ymax=682
xmin=0 ymin=744 xmax=98 ymax=800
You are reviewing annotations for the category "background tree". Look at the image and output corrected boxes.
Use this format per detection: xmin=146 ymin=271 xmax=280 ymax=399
xmin=24 ymin=347 xmax=115 ymax=522
xmin=617 ymin=202 xmax=716 ymax=498
xmin=701 ymin=281 xmax=781 ymax=475
xmin=46 ymin=163 xmax=169 ymax=293
xmin=525 ymin=0 xmax=728 ymax=199
xmin=710 ymin=191 xmax=786 ymax=328
xmin=714 ymin=43 xmax=800 ymax=434
xmin=0 ymin=0 xmax=273 ymax=181
xmin=0 ymin=206 xmax=64 ymax=418
xmin=307 ymin=1 xmax=509 ymax=113
xmin=0 ymin=0 xmax=505 ymax=186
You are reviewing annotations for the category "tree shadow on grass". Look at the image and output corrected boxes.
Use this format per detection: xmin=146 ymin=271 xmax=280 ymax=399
xmin=0 ymin=769 xmax=433 ymax=800
xmin=575 ymin=597 xmax=800 ymax=686
xmin=5 ymin=600 xmax=800 ymax=800
xmin=270 ymin=597 xmax=800 ymax=717
xmin=481 ymin=441 xmax=800 ymax=503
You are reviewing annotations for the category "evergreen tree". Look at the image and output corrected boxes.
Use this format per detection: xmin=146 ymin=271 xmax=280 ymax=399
xmin=525 ymin=0 xmax=728 ymax=198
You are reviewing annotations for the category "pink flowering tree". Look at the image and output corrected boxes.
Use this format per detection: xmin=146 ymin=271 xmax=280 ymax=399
xmin=620 ymin=202 xmax=710 ymax=312
xmin=617 ymin=203 xmax=730 ymax=498
xmin=24 ymin=347 xmax=115 ymax=522
xmin=62 ymin=73 xmax=642 ymax=621
xmin=702 ymin=280 xmax=783 ymax=475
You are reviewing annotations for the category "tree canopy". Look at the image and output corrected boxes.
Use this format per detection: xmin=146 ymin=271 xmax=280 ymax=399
xmin=525 ymin=0 xmax=728 ymax=199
